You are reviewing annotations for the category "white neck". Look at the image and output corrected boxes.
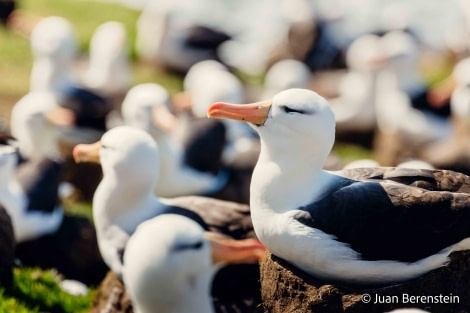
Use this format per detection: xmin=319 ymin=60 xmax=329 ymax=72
xmin=250 ymin=142 xmax=335 ymax=214
xmin=147 ymin=126 xmax=221 ymax=198
xmin=250 ymin=142 xmax=338 ymax=253
xmin=86 ymin=57 xmax=129 ymax=93
xmin=151 ymin=131 xmax=183 ymax=193
xmin=148 ymin=125 xmax=181 ymax=171
xmin=30 ymin=57 xmax=74 ymax=93
xmin=0 ymin=175 xmax=24 ymax=215
xmin=383 ymin=63 xmax=423 ymax=96
xmin=93 ymin=174 xmax=163 ymax=234
xmin=0 ymin=159 xmax=16 ymax=190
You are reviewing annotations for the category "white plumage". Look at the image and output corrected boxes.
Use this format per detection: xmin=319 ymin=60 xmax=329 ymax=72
xmin=208 ymin=88 xmax=470 ymax=285
xmin=123 ymin=214 xmax=218 ymax=313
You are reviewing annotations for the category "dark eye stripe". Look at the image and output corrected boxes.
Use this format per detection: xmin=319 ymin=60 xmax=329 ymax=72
xmin=173 ymin=241 xmax=204 ymax=251
xmin=101 ymin=144 xmax=117 ymax=150
xmin=281 ymin=106 xmax=306 ymax=114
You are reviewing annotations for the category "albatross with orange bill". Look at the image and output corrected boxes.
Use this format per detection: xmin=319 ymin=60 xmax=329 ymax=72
xmin=208 ymin=88 xmax=470 ymax=285
xmin=73 ymin=126 xmax=264 ymax=278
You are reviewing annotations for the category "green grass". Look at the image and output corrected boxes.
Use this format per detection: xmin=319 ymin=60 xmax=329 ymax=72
xmin=0 ymin=2 xmax=139 ymax=311
xmin=63 ymin=201 xmax=93 ymax=222
xmin=0 ymin=268 xmax=94 ymax=313
xmin=0 ymin=0 xmax=185 ymax=116
xmin=0 ymin=27 xmax=32 ymax=100
xmin=332 ymin=143 xmax=374 ymax=165
xmin=133 ymin=61 xmax=184 ymax=95
xmin=20 ymin=0 xmax=141 ymax=56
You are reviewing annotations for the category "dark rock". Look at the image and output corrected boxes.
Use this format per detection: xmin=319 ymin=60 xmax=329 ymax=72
xmin=0 ymin=205 xmax=14 ymax=288
xmin=89 ymin=271 xmax=133 ymax=313
xmin=15 ymin=214 xmax=108 ymax=286
xmin=260 ymin=251 xmax=470 ymax=313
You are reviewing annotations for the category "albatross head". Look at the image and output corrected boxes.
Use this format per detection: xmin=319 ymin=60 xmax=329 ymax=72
xmin=30 ymin=16 xmax=77 ymax=60
xmin=123 ymin=214 xmax=265 ymax=313
xmin=11 ymin=92 xmax=75 ymax=161
xmin=123 ymin=214 xmax=215 ymax=313
xmin=73 ymin=126 xmax=159 ymax=189
xmin=208 ymin=88 xmax=336 ymax=166
xmin=121 ymin=83 xmax=177 ymax=135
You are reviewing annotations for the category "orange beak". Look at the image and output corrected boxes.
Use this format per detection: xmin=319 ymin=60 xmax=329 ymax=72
xmin=44 ymin=106 xmax=76 ymax=127
xmin=207 ymin=100 xmax=272 ymax=126
xmin=152 ymin=104 xmax=179 ymax=133
xmin=205 ymin=232 xmax=266 ymax=265
xmin=72 ymin=141 xmax=102 ymax=164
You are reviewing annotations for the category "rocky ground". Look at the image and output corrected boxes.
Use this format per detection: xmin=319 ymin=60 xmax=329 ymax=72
xmin=260 ymin=251 xmax=470 ymax=313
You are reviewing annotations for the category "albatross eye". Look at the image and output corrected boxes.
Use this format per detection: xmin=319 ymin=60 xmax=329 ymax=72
xmin=173 ymin=241 xmax=204 ymax=252
xmin=281 ymin=106 xmax=306 ymax=114
xmin=101 ymin=144 xmax=117 ymax=151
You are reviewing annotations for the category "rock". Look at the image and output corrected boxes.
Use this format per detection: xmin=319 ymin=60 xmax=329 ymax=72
xmin=89 ymin=271 xmax=133 ymax=313
xmin=0 ymin=205 xmax=14 ymax=288
xmin=15 ymin=214 xmax=108 ymax=286
xmin=260 ymin=251 xmax=470 ymax=313
xmin=91 ymin=270 xmax=263 ymax=313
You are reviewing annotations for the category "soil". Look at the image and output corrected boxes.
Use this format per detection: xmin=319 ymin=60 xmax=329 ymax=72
xmin=89 ymin=271 xmax=133 ymax=313
xmin=260 ymin=251 xmax=470 ymax=313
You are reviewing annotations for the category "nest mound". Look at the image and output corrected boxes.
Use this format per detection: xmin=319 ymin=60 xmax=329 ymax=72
xmin=260 ymin=251 xmax=470 ymax=313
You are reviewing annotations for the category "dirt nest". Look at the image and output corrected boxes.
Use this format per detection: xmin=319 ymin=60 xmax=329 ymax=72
xmin=260 ymin=251 xmax=470 ymax=313
xmin=89 ymin=271 xmax=133 ymax=313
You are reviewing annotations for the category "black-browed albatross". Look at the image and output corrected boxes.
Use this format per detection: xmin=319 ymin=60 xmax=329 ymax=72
xmin=73 ymin=126 xmax=264 ymax=307
xmin=0 ymin=135 xmax=63 ymax=243
xmin=124 ymin=213 xmax=262 ymax=313
xmin=208 ymin=88 xmax=470 ymax=285
xmin=72 ymin=126 xmax=262 ymax=276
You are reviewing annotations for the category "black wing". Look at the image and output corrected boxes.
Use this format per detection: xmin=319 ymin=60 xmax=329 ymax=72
xmin=161 ymin=196 xmax=259 ymax=303
xmin=339 ymin=167 xmax=470 ymax=192
xmin=295 ymin=172 xmax=470 ymax=262
xmin=161 ymin=195 xmax=255 ymax=240
xmin=59 ymin=87 xmax=112 ymax=131
xmin=16 ymin=157 xmax=62 ymax=213
xmin=180 ymin=117 xmax=226 ymax=175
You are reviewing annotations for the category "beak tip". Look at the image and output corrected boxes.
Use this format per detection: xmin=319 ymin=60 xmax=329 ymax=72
xmin=72 ymin=145 xmax=81 ymax=163
xmin=206 ymin=102 xmax=221 ymax=118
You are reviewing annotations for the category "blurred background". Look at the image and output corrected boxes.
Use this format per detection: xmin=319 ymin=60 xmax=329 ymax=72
xmin=1 ymin=0 xmax=470 ymax=311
